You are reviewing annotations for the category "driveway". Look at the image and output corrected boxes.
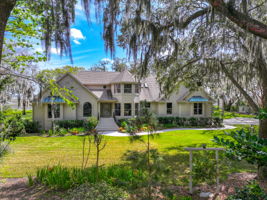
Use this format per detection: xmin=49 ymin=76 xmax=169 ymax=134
xmin=224 ymin=117 xmax=259 ymax=125
xmin=100 ymin=125 xmax=236 ymax=137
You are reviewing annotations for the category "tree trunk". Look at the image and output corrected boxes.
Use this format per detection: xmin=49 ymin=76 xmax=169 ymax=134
xmin=0 ymin=0 xmax=16 ymax=63
xmin=22 ymin=99 xmax=26 ymax=115
xmin=220 ymin=62 xmax=259 ymax=112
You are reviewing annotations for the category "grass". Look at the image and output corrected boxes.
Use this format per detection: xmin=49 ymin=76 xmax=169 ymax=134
xmin=0 ymin=127 xmax=256 ymax=178
xmin=213 ymin=108 xmax=256 ymax=119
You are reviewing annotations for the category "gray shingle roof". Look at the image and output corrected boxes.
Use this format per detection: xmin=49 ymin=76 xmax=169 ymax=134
xmin=111 ymin=69 xmax=137 ymax=83
xmin=139 ymin=75 xmax=161 ymax=101
xmin=72 ymin=71 xmax=162 ymax=102
xmin=73 ymin=71 xmax=120 ymax=85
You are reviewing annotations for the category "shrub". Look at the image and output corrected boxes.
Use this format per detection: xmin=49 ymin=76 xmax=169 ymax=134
xmin=86 ymin=117 xmax=98 ymax=131
xmin=66 ymin=182 xmax=129 ymax=200
xmin=2 ymin=113 xmax=26 ymax=139
xmin=36 ymin=165 xmax=144 ymax=190
xmin=23 ymin=120 xmax=40 ymax=133
xmin=227 ymin=181 xmax=267 ymax=200
xmin=54 ymin=120 xmax=85 ymax=129
xmin=157 ymin=116 xmax=222 ymax=127
xmin=56 ymin=128 xmax=68 ymax=136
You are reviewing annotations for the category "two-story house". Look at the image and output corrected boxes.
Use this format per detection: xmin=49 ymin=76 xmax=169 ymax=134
xmin=32 ymin=69 xmax=213 ymax=130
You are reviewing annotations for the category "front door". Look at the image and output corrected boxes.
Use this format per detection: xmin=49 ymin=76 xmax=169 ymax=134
xmin=100 ymin=103 xmax=112 ymax=117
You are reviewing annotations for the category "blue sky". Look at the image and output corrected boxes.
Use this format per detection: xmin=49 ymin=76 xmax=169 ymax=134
xmin=39 ymin=3 xmax=126 ymax=70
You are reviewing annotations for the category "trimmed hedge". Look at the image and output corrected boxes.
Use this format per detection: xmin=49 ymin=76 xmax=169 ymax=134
xmin=118 ymin=117 xmax=223 ymax=128
xmin=23 ymin=120 xmax=40 ymax=133
xmin=54 ymin=120 xmax=85 ymax=129
xmin=157 ymin=116 xmax=223 ymax=127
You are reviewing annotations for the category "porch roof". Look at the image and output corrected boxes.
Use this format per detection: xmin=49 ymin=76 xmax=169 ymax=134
xmin=42 ymin=96 xmax=65 ymax=103
xmin=188 ymin=96 xmax=209 ymax=102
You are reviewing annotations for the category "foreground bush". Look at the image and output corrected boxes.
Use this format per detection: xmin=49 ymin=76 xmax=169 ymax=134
xmin=227 ymin=181 xmax=267 ymax=200
xmin=36 ymin=165 xmax=144 ymax=189
xmin=66 ymin=182 xmax=129 ymax=200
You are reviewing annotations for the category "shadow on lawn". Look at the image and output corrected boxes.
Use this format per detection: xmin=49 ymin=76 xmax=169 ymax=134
xmin=158 ymin=145 xmax=257 ymax=186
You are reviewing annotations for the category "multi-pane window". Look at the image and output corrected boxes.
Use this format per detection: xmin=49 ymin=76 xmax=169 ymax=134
xmin=124 ymin=103 xmax=132 ymax=116
xmin=194 ymin=103 xmax=203 ymax=115
xmin=124 ymin=84 xmax=132 ymax=93
xmin=135 ymin=84 xmax=141 ymax=93
xmin=115 ymin=103 xmax=121 ymax=116
xmin=48 ymin=104 xmax=60 ymax=118
xmin=83 ymin=102 xmax=92 ymax=117
xmin=167 ymin=103 xmax=172 ymax=115
xmin=135 ymin=103 xmax=139 ymax=116
xmin=114 ymin=84 xmax=121 ymax=93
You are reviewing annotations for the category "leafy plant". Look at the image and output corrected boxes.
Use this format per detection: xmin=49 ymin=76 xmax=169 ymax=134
xmin=227 ymin=181 xmax=267 ymax=200
xmin=86 ymin=116 xmax=98 ymax=131
xmin=23 ymin=120 xmax=40 ymax=133
xmin=214 ymin=129 xmax=267 ymax=168
xmin=2 ymin=113 xmax=26 ymax=139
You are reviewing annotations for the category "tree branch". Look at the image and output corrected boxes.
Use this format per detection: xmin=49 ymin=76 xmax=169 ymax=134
xmin=176 ymin=8 xmax=210 ymax=29
xmin=208 ymin=0 xmax=267 ymax=39
xmin=220 ymin=61 xmax=259 ymax=112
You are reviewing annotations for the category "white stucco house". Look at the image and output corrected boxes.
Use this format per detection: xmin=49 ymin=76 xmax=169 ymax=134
xmin=32 ymin=70 xmax=213 ymax=130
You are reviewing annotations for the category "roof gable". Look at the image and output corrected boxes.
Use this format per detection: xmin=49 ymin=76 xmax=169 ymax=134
xmin=111 ymin=69 xmax=137 ymax=83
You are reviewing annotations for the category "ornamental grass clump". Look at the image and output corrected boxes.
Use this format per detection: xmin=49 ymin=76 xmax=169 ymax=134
xmin=35 ymin=165 xmax=144 ymax=190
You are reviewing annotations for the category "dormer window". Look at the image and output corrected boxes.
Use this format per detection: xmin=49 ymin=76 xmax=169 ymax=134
xmin=114 ymin=84 xmax=121 ymax=93
xmin=124 ymin=84 xmax=132 ymax=93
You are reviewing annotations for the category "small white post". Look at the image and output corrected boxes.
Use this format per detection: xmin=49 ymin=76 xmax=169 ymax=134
xmin=189 ymin=151 xmax=193 ymax=194
xmin=216 ymin=150 xmax=219 ymax=193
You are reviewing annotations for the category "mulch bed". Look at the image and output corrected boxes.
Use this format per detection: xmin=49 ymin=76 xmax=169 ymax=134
xmin=0 ymin=172 xmax=266 ymax=200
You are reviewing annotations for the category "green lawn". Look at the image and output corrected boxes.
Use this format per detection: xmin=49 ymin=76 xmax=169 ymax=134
xmin=0 ymin=128 xmax=256 ymax=178
xmin=213 ymin=108 xmax=256 ymax=119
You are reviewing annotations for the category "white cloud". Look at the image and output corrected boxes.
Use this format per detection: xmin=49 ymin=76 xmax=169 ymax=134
xmin=71 ymin=28 xmax=85 ymax=45
xmin=50 ymin=47 xmax=60 ymax=55
xmin=71 ymin=28 xmax=86 ymax=40
xmin=101 ymin=58 xmax=113 ymax=63
xmin=73 ymin=39 xmax=81 ymax=45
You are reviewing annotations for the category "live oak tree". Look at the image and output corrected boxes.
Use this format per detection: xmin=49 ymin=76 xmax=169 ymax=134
xmin=83 ymin=0 xmax=267 ymax=179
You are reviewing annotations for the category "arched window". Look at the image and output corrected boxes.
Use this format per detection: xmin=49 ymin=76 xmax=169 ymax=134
xmin=83 ymin=102 xmax=92 ymax=117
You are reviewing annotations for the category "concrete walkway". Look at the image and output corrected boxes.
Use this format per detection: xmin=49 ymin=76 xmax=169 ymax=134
xmin=224 ymin=117 xmax=259 ymax=125
xmin=99 ymin=125 xmax=236 ymax=137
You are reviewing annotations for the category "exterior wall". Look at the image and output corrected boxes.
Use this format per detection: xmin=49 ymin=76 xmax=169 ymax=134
xmin=113 ymin=83 xmax=140 ymax=118
xmin=32 ymin=102 xmax=45 ymax=129
xmin=63 ymin=104 xmax=76 ymax=120
xmin=58 ymin=75 xmax=98 ymax=120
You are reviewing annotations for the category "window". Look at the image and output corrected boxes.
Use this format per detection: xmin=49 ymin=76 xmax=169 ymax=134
xmin=194 ymin=103 xmax=203 ymax=115
xmin=48 ymin=104 xmax=60 ymax=118
xmin=114 ymin=84 xmax=121 ymax=93
xmin=124 ymin=103 xmax=132 ymax=116
xmin=145 ymin=102 xmax=150 ymax=109
xmin=83 ymin=102 xmax=92 ymax=117
xmin=115 ymin=103 xmax=121 ymax=116
xmin=135 ymin=103 xmax=139 ymax=115
xmin=135 ymin=84 xmax=141 ymax=93
xmin=167 ymin=103 xmax=172 ymax=114
xmin=124 ymin=84 xmax=132 ymax=93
